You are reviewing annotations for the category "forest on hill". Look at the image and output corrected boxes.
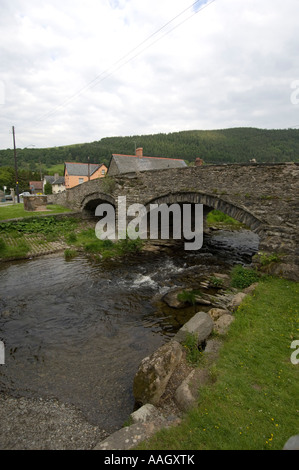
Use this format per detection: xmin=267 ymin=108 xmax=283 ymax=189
xmin=0 ymin=128 xmax=298 ymax=177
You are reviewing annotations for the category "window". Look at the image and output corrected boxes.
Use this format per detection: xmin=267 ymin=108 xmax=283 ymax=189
xmin=79 ymin=178 xmax=84 ymax=184
xmin=101 ymin=169 xmax=106 ymax=175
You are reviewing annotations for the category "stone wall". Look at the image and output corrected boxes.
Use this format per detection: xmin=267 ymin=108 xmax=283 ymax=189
xmin=23 ymin=195 xmax=48 ymax=212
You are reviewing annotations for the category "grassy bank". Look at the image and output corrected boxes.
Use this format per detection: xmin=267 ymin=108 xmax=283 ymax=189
xmin=137 ymin=276 xmax=299 ymax=450
xmin=0 ymin=203 xmax=72 ymax=221
xmin=0 ymin=215 xmax=143 ymax=261
xmin=206 ymin=209 xmax=246 ymax=229
xmin=0 ymin=215 xmax=80 ymax=260
xmin=64 ymin=227 xmax=143 ymax=260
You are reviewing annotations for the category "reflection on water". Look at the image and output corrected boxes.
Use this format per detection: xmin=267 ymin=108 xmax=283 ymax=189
xmin=0 ymin=230 xmax=259 ymax=432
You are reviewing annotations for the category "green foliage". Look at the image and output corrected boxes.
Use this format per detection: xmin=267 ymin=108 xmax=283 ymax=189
xmin=67 ymin=232 xmax=77 ymax=243
xmin=206 ymin=210 xmax=243 ymax=227
xmin=0 ymin=216 xmax=79 ymax=236
xmin=0 ymin=238 xmax=30 ymax=259
xmin=258 ymin=252 xmax=282 ymax=266
xmin=177 ymin=289 xmax=202 ymax=305
xmin=230 ymin=265 xmax=260 ymax=289
xmin=209 ymin=276 xmax=224 ymax=288
xmin=101 ymin=176 xmax=116 ymax=194
xmin=0 ymin=238 xmax=6 ymax=252
xmin=64 ymin=248 xmax=77 ymax=260
xmin=0 ymin=165 xmax=40 ymax=192
xmin=1 ymin=128 xmax=298 ymax=174
xmin=182 ymin=333 xmax=203 ymax=366
xmin=44 ymin=181 xmax=52 ymax=195
xmin=116 ymin=236 xmax=143 ymax=254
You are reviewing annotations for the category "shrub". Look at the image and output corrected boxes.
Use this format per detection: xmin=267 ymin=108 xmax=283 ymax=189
xmin=182 ymin=333 xmax=203 ymax=366
xmin=177 ymin=290 xmax=202 ymax=306
xmin=67 ymin=232 xmax=77 ymax=243
xmin=64 ymin=249 xmax=77 ymax=260
xmin=231 ymin=265 xmax=260 ymax=289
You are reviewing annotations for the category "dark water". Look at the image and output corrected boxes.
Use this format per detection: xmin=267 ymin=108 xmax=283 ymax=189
xmin=0 ymin=230 xmax=259 ymax=433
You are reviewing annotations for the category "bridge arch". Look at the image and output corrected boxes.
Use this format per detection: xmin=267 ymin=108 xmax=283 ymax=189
xmin=80 ymin=192 xmax=116 ymax=218
xmin=144 ymin=192 xmax=266 ymax=236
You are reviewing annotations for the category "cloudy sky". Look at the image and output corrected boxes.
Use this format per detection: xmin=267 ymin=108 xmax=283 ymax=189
xmin=0 ymin=0 xmax=298 ymax=150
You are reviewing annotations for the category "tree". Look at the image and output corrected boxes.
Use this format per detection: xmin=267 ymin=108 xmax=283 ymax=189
xmin=0 ymin=166 xmax=15 ymax=192
xmin=44 ymin=181 xmax=52 ymax=195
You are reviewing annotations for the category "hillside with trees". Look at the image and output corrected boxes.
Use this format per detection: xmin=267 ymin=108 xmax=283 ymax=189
xmin=0 ymin=128 xmax=298 ymax=183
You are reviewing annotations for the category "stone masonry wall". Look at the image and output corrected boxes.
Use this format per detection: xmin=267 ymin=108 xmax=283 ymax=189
xmin=48 ymin=163 xmax=299 ymax=280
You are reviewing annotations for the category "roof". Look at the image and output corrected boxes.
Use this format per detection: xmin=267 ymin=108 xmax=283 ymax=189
xmin=29 ymin=181 xmax=43 ymax=189
xmin=109 ymin=154 xmax=187 ymax=175
xmin=64 ymin=162 xmax=106 ymax=177
xmin=44 ymin=175 xmax=65 ymax=185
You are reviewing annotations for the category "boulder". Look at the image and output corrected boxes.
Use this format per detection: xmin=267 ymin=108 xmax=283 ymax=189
xmin=213 ymin=314 xmax=235 ymax=335
xmin=243 ymin=282 xmax=259 ymax=294
xmin=194 ymin=296 xmax=211 ymax=306
xmin=130 ymin=404 xmax=165 ymax=424
xmin=174 ymin=369 xmax=210 ymax=412
xmin=133 ymin=340 xmax=183 ymax=406
xmin=174 ymin=311 xmax=214 ymax=346
xmin=208 ymin=308 xmax=230 ymax=321
xmin=162 ymin=289 xmax=185 ymax=308
xmin=228 ymin=292 xmax=247 ymax=311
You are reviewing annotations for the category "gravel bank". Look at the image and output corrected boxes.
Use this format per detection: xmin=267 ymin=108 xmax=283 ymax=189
xmin=0 ymin=393 xmax=109 ymax=450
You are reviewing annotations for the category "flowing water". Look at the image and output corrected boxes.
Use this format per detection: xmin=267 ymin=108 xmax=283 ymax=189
xmin=0 ymin=230 xmax=259 ymax=433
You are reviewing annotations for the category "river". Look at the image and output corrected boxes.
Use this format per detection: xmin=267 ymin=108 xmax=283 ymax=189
xmin=0 ymin=229 xmax=259 ymax=434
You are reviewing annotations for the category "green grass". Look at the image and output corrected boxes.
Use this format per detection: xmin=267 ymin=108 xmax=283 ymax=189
xmin=137 ymin=277 xmax=299 ymax=450
xmin=0 ymin=216 xmax=80 ymax=259
xmin=46 ymin=163 xmax=65 ymax=175
xmin=68 ymin=227 xmax=143 ymax=259
xmin=206 ymin=209 xmax=245 ymax=228
xmin=230 ymin=265 xmax=261 ymax=289
xmin=0 ymin=238 xmax=30 ymax=259
xmin=0 ymin=204 xmax=72 ymax=221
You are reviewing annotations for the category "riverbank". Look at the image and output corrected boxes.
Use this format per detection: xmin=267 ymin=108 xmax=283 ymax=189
xmin=1 ymin=211 xmax=297 ymax=450
xmin=1 ymin=269 xmax=298 ymax=450
xmin=0 ymin=215 xmax=145 ymax=262
xmin=134 ymin=275 xmax=299 ymax=450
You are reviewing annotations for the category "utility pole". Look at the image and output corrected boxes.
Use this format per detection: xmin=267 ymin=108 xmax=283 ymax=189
xmin=88 ymin=156 xmax=90 ymax=181
xmin=12 ymin=126 xmax=20 ymax=203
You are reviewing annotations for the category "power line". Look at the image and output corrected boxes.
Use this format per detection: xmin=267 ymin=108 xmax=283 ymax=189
xmin=33 ymin=0 xmax=217 ymax=126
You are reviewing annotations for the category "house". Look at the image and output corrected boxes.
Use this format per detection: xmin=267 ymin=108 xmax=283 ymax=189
xmin=107 ymin=147 xmax=187 ymax=177
xmin=43 ymin=174 xmax=66 ymax=194
xmin=29 ymin=181 xmax=43 ymax=194
xmin=64 ymin=162 xmax=107 ymax=189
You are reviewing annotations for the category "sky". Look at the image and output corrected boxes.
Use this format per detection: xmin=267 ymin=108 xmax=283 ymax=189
xmin=0 ymin=0 xmax=299 ymax=150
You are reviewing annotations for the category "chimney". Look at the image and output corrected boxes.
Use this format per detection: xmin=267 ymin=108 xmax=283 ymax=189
xmin=195 ymin=158 xmax=203 ymax=167
xmin=54 ymin=173 xmax=59 ymax=180
xmin=136 ymin=147 xmax=143 ymax=158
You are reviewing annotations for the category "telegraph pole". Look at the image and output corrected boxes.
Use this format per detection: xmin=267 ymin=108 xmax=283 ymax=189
xmin=12 ymin=126 xmax=20 ymax=203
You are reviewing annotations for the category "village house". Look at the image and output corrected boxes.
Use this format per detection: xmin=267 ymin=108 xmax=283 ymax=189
xmin=64 ymin=162 xmax=107 ymax=189
xmin=43 ymin=174 xmax=66 ymax=193
xmin=107 ymin=147 xmax=187 ymax=177
xmin=29 ymin=181 xmax=43 ymax=194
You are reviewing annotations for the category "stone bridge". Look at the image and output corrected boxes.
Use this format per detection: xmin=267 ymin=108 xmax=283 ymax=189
xmin=49 ymin=163 xmax=299 ymax=280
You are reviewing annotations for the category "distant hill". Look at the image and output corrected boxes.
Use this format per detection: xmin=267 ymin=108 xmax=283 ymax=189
xmin=1 ymin=127 xmax=298 ymax=173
